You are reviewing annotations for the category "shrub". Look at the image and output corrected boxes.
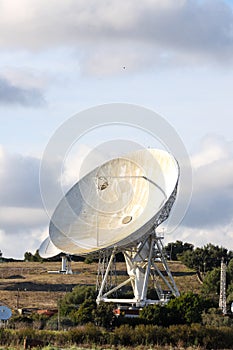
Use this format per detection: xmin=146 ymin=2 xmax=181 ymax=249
xmin=92 ymin=302 xmax=115 ymax=328
xmin=114 ymin=324 xmax=135 ymax=346
xmin=202 ymin=308 xmax=233 ymax=327
xmin=59 ymin=284 xmax=96 ymax=317
xmin=140 ymin=292 xmax=211 ymax=326
xmin=72 ymin=298 xmax=96 ymax=324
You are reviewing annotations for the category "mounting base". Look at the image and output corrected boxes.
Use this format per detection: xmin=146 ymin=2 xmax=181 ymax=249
xmin=96 ymin=230 xmax=180 ymax=308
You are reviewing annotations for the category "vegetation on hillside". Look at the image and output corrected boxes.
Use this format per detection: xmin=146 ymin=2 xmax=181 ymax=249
xmin=1 ymin=323 xmax=233 ymax=349
xmin=164 ymin=241 xmax=233 ymax=308
xmin=1 ymin=240 xmax=233 ymax=348
xmin=178 ymin=243 xmax=233 ymax=272
xmin=140 ymin=292 xmax=215 ymax=326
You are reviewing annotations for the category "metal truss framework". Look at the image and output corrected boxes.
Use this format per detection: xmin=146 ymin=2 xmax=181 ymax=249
xmin=96 ymin=230 xmax=180 ymax=307
xmin=219 ymin=258 xmax=227 ymax=315
xmin=96 ymin=184 xmax=180 ymax=307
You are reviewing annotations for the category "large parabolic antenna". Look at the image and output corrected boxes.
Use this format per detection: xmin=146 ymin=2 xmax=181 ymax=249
xmin=40 ymin=148 xmax=180 ymax=307
xmin=39 ymin=236 xmax=62 ymax=259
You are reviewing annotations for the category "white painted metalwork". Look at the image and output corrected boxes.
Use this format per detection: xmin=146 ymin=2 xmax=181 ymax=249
xmin=40 ymin=148 xmax=180 ymax=306
xmin=39 ymin=236 xmax=62 ymax=258
xmin=96 ymin=226 xmax=180 ymax=307
xmin=219 ymin=258 xmax=227 ymax=315
xmin=49 ymin=149 xmax=179 ymax=255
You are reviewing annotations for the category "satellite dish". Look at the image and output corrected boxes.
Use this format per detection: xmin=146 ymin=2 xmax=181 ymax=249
xmin=39 ymin=236 xmax=62 ymax=259
xmin=45 ymin=147 xmax=180 ymax=307
xmin=49 ymin=148 xmax=179 ymax=255
xmin=0 ymin=305 xmax=12 ymax=320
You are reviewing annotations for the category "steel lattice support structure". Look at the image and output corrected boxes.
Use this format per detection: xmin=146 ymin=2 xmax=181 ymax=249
xmin=96 ymin=250 xmax=117 ymax=293
xmin=96 ymin=229 xmax=180 ymax=307
xmin=219 ymin=258 xmax=227 ymax=315
xmin=96 ymin=184 xmax=179 ymax=307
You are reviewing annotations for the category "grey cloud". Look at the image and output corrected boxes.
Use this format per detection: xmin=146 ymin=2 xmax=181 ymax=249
xmin=0 ymin=148 xmax=60 ymax=255
xmin=0 ymin=207 xmax=48 ymax=231
xmin=0 ymin=151 xmax=42 ymax=208
xmin=0 ymin=78 xmax=45 ymax=107
xmin=184 ymin=185 xmax=233 ymax=228
xmin=0 ymin=149 xmax=60 ymax=209
xmin=0 ymin=0 xmax=233 ymax=66
xmin=138 ymin=0 xmax=233 ymax=59
xmin=182 ymin=137 xmax=233 ymax=228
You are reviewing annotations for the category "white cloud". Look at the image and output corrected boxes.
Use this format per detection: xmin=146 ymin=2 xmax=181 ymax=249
xmin=61 ymin=144 xmax=93 ymax=188
xmin=0 ymin=207 xmax=47 ymax=230
xmin=0 ymin=0 xmax=186 ymax=48
xmin=0 ymin=227 xmax=48 ymax=259
xmin=166 ymin=223 xmax=233 ymax=250
xmin=191 ymin=135 xmax=232 ymax=169
xmin=0 ymin=0 xmax=232 ymax=75
xmin=2 ymin=67 xmax=48 ymax=90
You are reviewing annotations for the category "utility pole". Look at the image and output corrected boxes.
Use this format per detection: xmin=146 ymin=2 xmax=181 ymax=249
xmin=219 ymin=257 xmax=227 ymax=315
xmin=57 ymin=297 xmax=61 ymax=331
xmin=16 ymin=288 xmax=20 ymax=309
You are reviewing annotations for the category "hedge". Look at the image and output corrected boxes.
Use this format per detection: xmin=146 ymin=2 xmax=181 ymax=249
xmin=0 ymin=324 xmax=233 ymax=349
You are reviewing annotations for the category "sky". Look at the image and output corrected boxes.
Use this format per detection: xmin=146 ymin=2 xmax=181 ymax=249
xmin=0 ymin=0 xmax=233 ymax=259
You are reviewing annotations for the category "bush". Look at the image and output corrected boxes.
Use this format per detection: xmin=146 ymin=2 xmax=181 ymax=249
xmin=114 ymin=324 xmax=135 ymax=346
xmin=1 ymin=324 xmax=233 ymax=348
xmin=134 ymin=324 xmax=168 ymax=346
xmin=59 ymin=285 xmax=96 ymax=317
xmin=140 ymin=292 xmax=211 ymax=326
xmin=8 ymin=315 xmax=33 ymax=329
xmin=93 ymin=302 xmax=116 ymax=328
xmin=202 ymin=307 xmax=233 ymax=327
xmin=139 ymin=303 xmax=167 ymax=326
xmin=72 ymin=299 xmax=96 ymax=324
xmin=84 ymin=256 xmax=94 ymax=264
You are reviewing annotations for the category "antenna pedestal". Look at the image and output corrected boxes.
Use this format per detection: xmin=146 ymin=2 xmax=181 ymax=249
xmin=96 ymin=230 xmax=179 ymax=307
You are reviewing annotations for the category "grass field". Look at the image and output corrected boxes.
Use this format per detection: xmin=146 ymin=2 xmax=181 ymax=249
xmin=0 ymin=260 xmax=201 ymax=311
xmin=0 ymin=346 xmax=201 ymax=349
